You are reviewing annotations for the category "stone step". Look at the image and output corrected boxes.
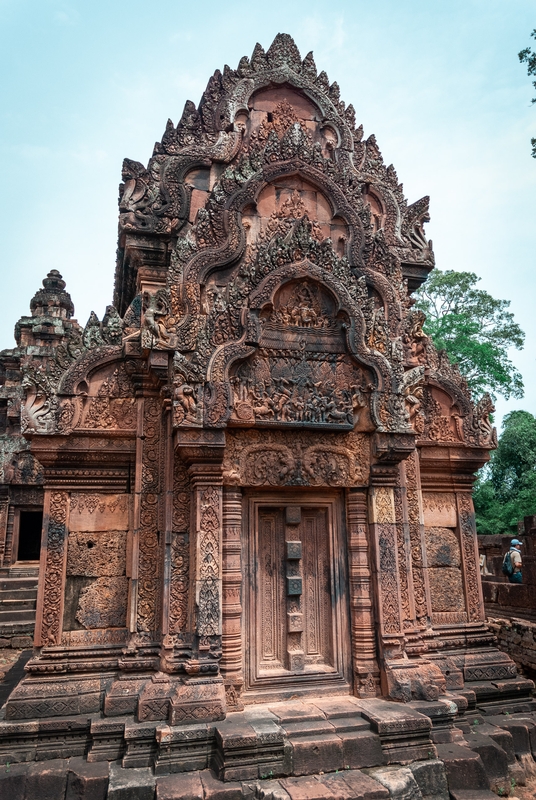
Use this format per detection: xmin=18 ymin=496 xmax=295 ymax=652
xmin=0 ymin=578 xmax=38 ymax=591
xmin=0 ymin=621 xmax=34 ymax=634
xmin=0 ymin=598 xmax=37 ymax=610
xmin=0 ymin=587 xmax=37 ymax=598
xmin=0 ymin=609 xmax=36 ymax=623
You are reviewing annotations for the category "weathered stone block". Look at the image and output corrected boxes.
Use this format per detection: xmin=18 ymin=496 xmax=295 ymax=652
xmin=422 ymin=493 xmax=457 ymax=527
xmin=69 ymin=494 xmax=129 ymax=532
xmin=169 ymin=679 xmax=226 ymax=725
xmin=367 ymin=766 xmax=422 ymax=800
xmin=67 ymin=530 xmax=126 ymax=577
xmin=107 ymin=763 xmax=155 ymax=800
xmin=25 ymin=758 xmax=69 ymax=800
xmin=104 ymin=678 xmax=148 ymax=717
xmin=428 ymin=567 xmax=465 ymax=612
xmin=290 ymin=734 xmax=344 ymax=777
xmin=435 ymin=743 xmax=489 ymax=790
xmin=425 ymin=527 xmax=461 ymax=567
xmin=154 ymin=722 xmax=212 ymax=775
xmin=280 ymin=775 xmax=332 ymax=800
xmin=10 ymin=636 xmax=33 ymax=649
xmin=200 ymin=769 xmax=244 ymax=799
xmin=338 ymin=730 xmax=385 ymax=769
xmin=156 ymin=771 xmax=204 ymax=799
xmin=0 ymin=761 xmax=29 ymax=800
xmin=76 ymin=576 xmax=128 ymax=628
xmin=409 ymin=758 xmax=449 ymax=800
xmin=66 ymin=756 xmax=109 ymax=800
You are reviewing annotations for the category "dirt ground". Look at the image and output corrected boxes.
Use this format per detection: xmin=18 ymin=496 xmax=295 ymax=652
xmin=0 ymin=648 xmax=23 ymax=680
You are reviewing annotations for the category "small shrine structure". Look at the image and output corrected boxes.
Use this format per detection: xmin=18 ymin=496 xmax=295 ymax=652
xmin=0 ymin=34 xmax=526 ymax=773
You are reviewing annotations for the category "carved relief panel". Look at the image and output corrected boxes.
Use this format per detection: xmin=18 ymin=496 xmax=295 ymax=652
xmin=229 ymin=279 xmax=371 ymax=430
xmin=62 ymin=493 xmax=131 ymax=642
xmin=223 ymin=429 xmax=370 ymax=488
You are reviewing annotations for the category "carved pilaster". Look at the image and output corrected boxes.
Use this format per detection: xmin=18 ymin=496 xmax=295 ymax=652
xmin=369 ymin=486 xmax=403 ymax=651
xmin=401 ymin=453 xmax=432 ymax=634
xmin=169 ymin=454 xmax=190 ymax=634
xmin=3 ymin=503 xmax=15 ymax=567
xmin=35 ymin=490 xmax=69 ymax=646
xmin=0 ymin=498 xmax=9 ymax=567
xmin=346 ymin=488 xmax=379 ymax=697
xmin=130 ymin=396 xmax=162 ymax=637
xmin=394 ymin=480 xmax=415 ymax=633
xmin=165 ymin=459 xmax=226 ymax=724
xmin=456 ymin=492 xmax=485 ymax=623
xmin=189 ymin=464 xmax=223 ymax=657
xmin=221 ymin=487 xmax=244 ymax=710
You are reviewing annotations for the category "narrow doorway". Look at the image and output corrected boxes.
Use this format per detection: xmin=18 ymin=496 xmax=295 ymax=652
xmin=17 ymin=510 xmax=43 ymax=561
xmin=244 ymin=492 xmax=351 ymax=700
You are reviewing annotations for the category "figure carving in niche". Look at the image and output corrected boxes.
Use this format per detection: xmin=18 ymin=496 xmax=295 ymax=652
xmin=172 ymin=351 xmax=204 ymax=428
xmin=400 ymin=367 xmax=425 ymax=435
xmin=230 ymin=277 xmax=371 ymax=429
xmin=123 ymin=290 xmax=181 ymax=350
xmin=403 ymin=310 xmax=429 ymax=367
xmin=253 ymin=100 xmax=308 ymax=144
xmin=270 ymin=282 xmax=332 ymax=329
xmin=472 ymin=393 xmax=497 ymax=448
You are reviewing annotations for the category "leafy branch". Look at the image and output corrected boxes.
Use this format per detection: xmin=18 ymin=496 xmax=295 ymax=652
xmin=519 ymin=29 xmax=536 ymax=158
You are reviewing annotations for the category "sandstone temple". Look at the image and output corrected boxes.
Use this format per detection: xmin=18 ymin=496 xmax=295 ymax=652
xmin=0 ymin=33 xmax=533 ymax=799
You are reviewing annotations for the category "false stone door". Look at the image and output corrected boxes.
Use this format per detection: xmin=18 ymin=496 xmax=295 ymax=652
xmin=245 ymin=493 xmax=351 ymax=699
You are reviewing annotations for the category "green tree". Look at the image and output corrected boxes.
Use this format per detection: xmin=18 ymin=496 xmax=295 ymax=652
xmin=474 ymin=411 xmax=536 ymax=534
xmin=413 ymin=269 xmax=524 ymax=401
xmin=519 ymin=29 xmax=536 ymax=158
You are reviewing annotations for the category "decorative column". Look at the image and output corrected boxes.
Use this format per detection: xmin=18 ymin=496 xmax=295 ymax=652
xmin=0 ymin=489 xmax=9 ymax=567
xmin=399 ymin=452 xmax=433 ymax=646
xmin=3 ymin=502 xmax=15 ymax=567
xmin=34 ymin=490 xmax=69 ymax=646
xmin=346 ymin=488 xmax=379 ymax=697
xmin=368 ymin=484 xmax=403 ymax=652
xmin=129 ymin=395 xmax=162 ymax=638
xmin=221 ymin=487 xmax=244 ymax=710
xmin=191 ymin=466 xmax=223 ymax=651
xmin=456 ymin=492 xmax=485 ymax=623
xmin=169 ymin=429 xmax=226 ymax=723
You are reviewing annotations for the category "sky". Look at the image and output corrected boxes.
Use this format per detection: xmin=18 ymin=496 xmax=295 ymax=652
xmin=0 ymin=0 xmax=534 ymax=428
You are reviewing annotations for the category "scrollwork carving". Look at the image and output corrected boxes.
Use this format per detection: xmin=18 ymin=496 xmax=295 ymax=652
xmin=40 ymin=491 xmax=68 ymax=646
xmin=223 ymin=429 xmax=369 ymax=487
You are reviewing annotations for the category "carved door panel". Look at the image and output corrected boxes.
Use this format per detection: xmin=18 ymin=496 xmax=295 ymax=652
xmin=245 ymin=494 xmax=350 ymax=699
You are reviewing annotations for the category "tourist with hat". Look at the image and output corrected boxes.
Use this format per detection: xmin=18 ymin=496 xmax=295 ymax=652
xmin=503 ymin=539 xmax=523 ymax=584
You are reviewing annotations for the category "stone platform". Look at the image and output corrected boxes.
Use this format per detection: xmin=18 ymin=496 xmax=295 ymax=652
xmin=2 ymin=689 xmax=536 ymax=798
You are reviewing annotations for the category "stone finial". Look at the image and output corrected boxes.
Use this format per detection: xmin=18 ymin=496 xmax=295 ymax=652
xmin=29 ymin=269 xmax=75 ymax=319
